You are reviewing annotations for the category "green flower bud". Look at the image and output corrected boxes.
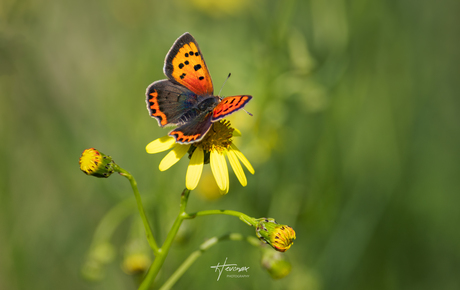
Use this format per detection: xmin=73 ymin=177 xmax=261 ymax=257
xmin=261 ymin=248 xmax=292 ymax=279
xmin=79 ymin=148 xmax=115 ymax=178
xmin=81 ymin=242 xmax=115 ymax=281
xmin=122 ymin=253 xmax=151 ymax=275
xmin=255 ymin=218 xmax=296 ymax=252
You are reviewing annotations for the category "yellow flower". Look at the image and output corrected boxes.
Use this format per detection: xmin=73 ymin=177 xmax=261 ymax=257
xmin=79 ymin=148 xmax=115 ymax=178
xmin=145 ymin=120 xmax=254 ymax=194
xmin=255 ymin=218 xmax=296 ymax=252
xmin=190 ymin=0 xmax=250 ymax=17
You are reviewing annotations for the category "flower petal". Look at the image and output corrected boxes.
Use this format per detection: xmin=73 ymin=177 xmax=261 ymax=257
xmin=230 ymin=143 xmax=255 ymax=174
xmin=186 ymin=146 xmax=204 ymax=190
xmin=227 ymin=148 xmax=247 ymax=186
xmin=210 ymin=149 xmax=229 ymax=194
xmin=146 ymin=136 xmax=176 ymax=154
xmin=232 ymin=128 xmax=242 ymax=137
xmin=159 ymin=144 xmax=190 ymax=171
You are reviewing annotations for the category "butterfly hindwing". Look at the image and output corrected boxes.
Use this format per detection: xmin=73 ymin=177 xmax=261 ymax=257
xmin=169 ymin=112 xmax=213 ymax=144
xmin=211 ymin=95 xmax=252 ymax=122
xmin=146 ymin=79 xmax=200 ymax=127
xmin=164 ymin=32 xmax=214 ymax=96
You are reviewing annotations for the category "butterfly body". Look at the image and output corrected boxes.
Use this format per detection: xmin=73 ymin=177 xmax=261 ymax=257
xmin=146 ymin=33 xmax=252 ymax=144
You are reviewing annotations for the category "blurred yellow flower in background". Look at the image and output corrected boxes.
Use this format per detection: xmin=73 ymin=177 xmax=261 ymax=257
xmin=146 ymin=120 xmax=254 ymax=194
xmin=190 ymin=0 xmax=250 ymax=17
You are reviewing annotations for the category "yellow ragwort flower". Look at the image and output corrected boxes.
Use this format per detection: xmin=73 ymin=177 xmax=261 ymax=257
xmin=79 ymin=148 xmax=115 ymax=178
xmin=145 ymin=120 xmax=254 ymax=194
xmin=255 ymin=218 xmax=296 ymax=252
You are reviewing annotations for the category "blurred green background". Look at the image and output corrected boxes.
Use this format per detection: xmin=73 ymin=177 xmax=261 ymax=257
xmin=1 ymin=0 xmax=460 ymax=289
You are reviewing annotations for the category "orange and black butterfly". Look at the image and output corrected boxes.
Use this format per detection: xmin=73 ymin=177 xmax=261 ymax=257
xmin=146 ymin=32 xmax=252 ymax=144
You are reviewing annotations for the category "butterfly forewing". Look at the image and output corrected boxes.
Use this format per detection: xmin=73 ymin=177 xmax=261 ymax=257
xmin=164 ymin=33 xmax=214 ymax=96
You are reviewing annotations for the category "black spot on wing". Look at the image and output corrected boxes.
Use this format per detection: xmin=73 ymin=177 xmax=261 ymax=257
xmin=194 ymin=64 xmax=202 ymax=71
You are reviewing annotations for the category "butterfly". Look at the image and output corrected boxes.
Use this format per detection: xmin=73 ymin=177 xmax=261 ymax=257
xmin=146 ymin=32 xmax=252 ymax=144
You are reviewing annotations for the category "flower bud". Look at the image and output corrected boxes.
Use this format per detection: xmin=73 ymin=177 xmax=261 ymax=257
xmin=81 ymin=242 xmax=115 ymax=281
xmin=255 ymin=218 xmax=296 ymax=252
xmin=122 ymin=253 xmax=151 ymax=275
xmin=261 ymin=248 xmax=292 ymax=279
xmin=79 ymin=148 xmax=115 ymax=178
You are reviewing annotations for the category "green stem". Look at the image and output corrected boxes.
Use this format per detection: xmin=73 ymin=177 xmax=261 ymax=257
xmin=159 ymin=234 xmax=262 ymax=290
xmin=184 ymin=209 xmax=256 ymax=226
xmin=115 ymin=166 xmax=159 ymax=256
xmin=159 ymin=249 xmax=202 ymax=290
xmin=90 ymin=197 xmax=136 ymax=248
xmin=138 ymin=189 xmax=191 ymax=290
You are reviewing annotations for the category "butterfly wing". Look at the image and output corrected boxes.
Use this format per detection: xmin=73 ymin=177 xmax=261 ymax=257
xmin=146 ymin=79 xmax=200 ymax=127
xmin=211 ymin=95 xmax=252 ymax=122
xmin=169 ymin=112 xmax=213 ymax=144
xmin=164 ymin=32 xmax=214 ymax=96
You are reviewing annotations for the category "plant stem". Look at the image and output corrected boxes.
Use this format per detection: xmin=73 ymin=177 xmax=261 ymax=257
xmin=115 ymin=166 xmax=159 ymax=256
xmin=159 ymin=249 xmax=202 ymax=290
xmin=184 ymin=209 xmax=256 ymax=226
xmin=138 ymin=189 xmax=191 ymax=290
xmin=90 ymin=197 xmax=136 ymax=247
xmin=136 ymin=189 xmax=256 ymax=290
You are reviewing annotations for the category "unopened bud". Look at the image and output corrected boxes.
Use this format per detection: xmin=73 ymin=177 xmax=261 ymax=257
xmin=255 ymin=218 xmax=296 ymax=252
xmin=79 ymin=148 xmax=115 ymax=178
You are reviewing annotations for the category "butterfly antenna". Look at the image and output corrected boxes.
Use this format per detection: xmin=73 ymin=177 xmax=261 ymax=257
xmin=243 ymin=109 xmax=253 ymax=116
xmin=218 ymin=73 xmax=232 ymax=97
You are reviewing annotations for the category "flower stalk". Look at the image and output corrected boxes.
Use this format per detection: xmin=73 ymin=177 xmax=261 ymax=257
xmin=138 ymin=189 xmax=191 ymax=290
xmin=139 ymin=193 xmax=260 ymax=289
xmin=114 ymin=165 xmax=159 ymax=256
xmin=184 ymin=209 xmax=256 ymax=226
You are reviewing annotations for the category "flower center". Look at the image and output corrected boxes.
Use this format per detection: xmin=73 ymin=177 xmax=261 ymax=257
xmin=200 ymin=120 xmax=234 ymax=152
xmin=187 ymin=120 xmax=235 ymax=163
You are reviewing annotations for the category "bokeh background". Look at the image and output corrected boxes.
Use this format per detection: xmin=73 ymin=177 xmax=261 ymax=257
xmin=1 ymin=0 xmax=460 ymax=289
